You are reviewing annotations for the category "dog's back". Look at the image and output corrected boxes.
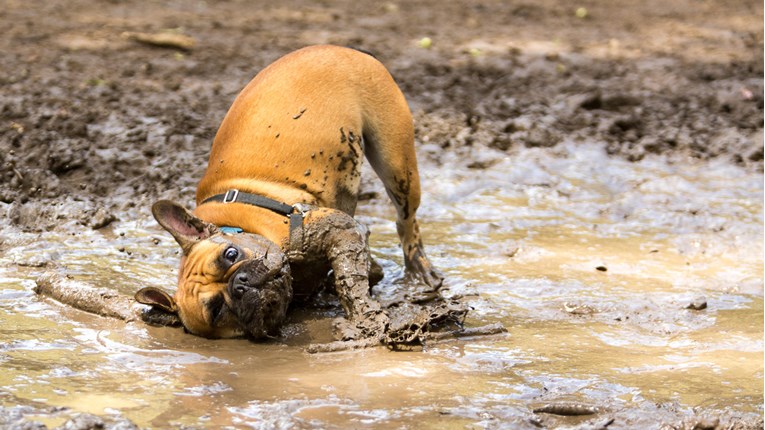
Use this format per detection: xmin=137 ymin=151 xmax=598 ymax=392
xmin=197 ymin=45 xmax=412 ymax=216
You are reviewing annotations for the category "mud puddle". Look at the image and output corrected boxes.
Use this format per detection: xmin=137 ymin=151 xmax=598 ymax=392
xmin=0 ymin=143 xmax=761 ymax=428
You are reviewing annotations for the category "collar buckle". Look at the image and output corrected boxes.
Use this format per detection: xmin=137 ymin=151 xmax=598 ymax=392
xmin=292 ymin=203 xmax=311 ymax=216
xmin=222 ymin=189 xmax=239 ymax=203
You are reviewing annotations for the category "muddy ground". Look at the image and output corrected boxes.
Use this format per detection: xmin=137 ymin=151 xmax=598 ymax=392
xmin=0 ymin=0 xmax=762 ymax=429
xmin=0 ymin=0 xmax=762 ymax=232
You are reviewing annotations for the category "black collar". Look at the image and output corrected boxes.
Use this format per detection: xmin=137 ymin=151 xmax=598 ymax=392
xmin=201 ymin=189 xmax=309 ymax=240
xmin=202 ymin=189 xmax=293 ymax=215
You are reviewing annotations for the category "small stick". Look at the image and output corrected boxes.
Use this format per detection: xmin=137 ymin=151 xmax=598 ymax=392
xmin=121 ymin=31 xmax=196 ymax=51
xmin=419 ymin=323 xmax=507 ymax=342
xmin=533 ymin=402 xmax=600 ymax=416
xmin=306 ymin=323 xmax=507 ymax=354
xmin=306 ymin=337 xmax=382 ymax=354
xmin=34 ymin=271 xmax=180 ymax=327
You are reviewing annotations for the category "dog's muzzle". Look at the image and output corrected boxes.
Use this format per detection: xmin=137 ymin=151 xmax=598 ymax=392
xmin=227 ymin=254 xmax=292 ymax=339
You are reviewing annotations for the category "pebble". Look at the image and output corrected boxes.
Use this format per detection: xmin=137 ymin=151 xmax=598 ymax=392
xmin=686 ymin=297 xmax=708 ymax=310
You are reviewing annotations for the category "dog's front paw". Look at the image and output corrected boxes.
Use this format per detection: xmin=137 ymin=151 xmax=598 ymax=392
xmin=332 ymin=318 xmax=362 ymax=341
xmin=332 ymin=311 xmax=389 ymax=342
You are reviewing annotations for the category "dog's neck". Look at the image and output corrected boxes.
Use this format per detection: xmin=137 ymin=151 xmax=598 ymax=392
xmin=193 ymin=201 xmax=292 ymax=247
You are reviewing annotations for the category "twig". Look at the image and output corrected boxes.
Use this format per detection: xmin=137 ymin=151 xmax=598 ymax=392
xmin=34 ymin=271 xmax=180 ymax=327
xmin=306 ymin=337 xmax=382 ymax=353
xmin=122 ymin=31 xmax=196 ymax=51
xmin=419 ymin=322 xmax=507 ymax=342
xmin=306 ymin=323 xmax=507 ymax=354
xmin=533 ymin=402 xmax=600 ymax=416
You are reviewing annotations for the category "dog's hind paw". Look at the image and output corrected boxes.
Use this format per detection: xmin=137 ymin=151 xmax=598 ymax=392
xmin=404 ymin=248 xmax=444 ymax=291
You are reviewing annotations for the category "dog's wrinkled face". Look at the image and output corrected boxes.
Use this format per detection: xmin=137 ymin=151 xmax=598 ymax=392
xmin=225 ymin=249 xmax=292 ymax=338
xmin=135 ymin=200 xmax=292 ymax=339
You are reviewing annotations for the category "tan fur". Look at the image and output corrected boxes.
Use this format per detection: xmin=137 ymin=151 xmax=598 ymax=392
xmin=195 ymin=45 xmax=419 ymax=240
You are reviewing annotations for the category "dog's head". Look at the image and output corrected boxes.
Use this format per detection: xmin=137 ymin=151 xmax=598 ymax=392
xmin=135 ymin=200 xmax=292 ymax=339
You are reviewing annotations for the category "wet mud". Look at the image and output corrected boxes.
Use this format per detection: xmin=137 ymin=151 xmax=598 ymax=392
xmin=0 ymin=0 xmax=763 ymax=429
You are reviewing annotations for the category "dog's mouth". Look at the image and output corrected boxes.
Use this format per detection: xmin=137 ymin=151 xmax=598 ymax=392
xmin=207 ymin=293 xmax=230 ymax=327
xmin=225 ymin=255 xmax=292 ymax=339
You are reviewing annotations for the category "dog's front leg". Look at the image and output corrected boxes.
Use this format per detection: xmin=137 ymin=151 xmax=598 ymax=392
xmin=295 ymin=209 xmax=389 ymax=341
xmin=326 ymin=224 xmax=389 ymax=341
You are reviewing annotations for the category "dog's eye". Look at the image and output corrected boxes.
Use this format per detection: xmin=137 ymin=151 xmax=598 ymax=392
xmin=223 ymin=247 xmax=239 ymax=263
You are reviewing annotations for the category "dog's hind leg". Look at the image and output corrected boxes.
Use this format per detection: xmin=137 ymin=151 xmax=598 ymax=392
xmin=361 ymin=91 xmax=444 ymax=291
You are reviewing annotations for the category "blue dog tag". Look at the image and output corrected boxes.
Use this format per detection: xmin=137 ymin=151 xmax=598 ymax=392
xmin=219 ymin=226 xmax=243 ymax=234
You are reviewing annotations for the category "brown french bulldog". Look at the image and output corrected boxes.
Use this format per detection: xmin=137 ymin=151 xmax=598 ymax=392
xmin=135 ymin=45 xmax=442 ymax=340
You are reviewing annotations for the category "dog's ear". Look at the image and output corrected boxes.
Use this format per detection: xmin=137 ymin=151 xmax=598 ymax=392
xmin=152 ymin=200 xmax=219 ymax=254
xmin=135 ymin=287 xmax=178 ymax=314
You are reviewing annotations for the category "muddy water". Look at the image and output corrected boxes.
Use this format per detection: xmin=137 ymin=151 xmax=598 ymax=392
xmin=0 ymin=144 xmax=762 ymax=428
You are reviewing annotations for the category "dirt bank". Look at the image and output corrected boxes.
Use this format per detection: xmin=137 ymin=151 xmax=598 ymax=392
xmin=0 ymin=0 xmax=762 ymax=233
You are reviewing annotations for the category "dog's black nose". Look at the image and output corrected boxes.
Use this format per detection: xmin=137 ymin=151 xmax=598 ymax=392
xmin=231 ymin=273 xmax=250 ymax=299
